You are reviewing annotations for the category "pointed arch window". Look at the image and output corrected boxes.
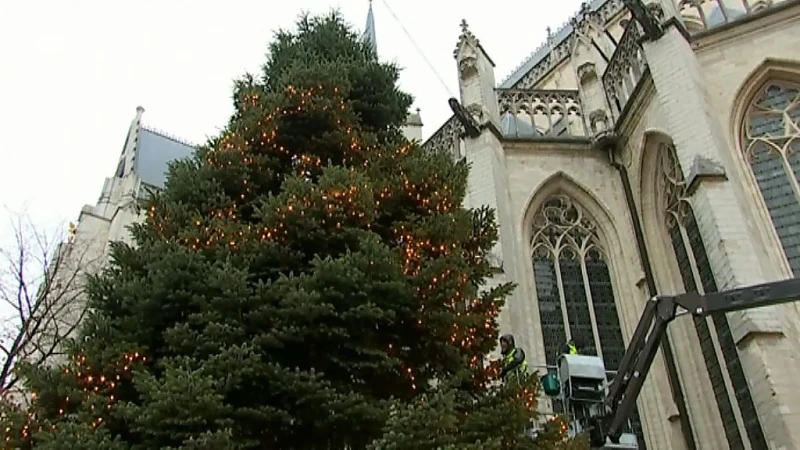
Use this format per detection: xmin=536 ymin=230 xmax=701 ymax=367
xmin=741 ymin=80 xmax=800 ymax=274
xmin=530 ymin=195 xmax=625 ymax=366
xmin=657 ymin=144 xmax=766 ymax=449
xmin=530 ymin=194 xmax=643 ymax=444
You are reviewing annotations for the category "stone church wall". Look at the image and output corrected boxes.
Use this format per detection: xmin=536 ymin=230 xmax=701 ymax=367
xmin=696 ymin=4 xmax=800 ymax=282
xmin=437 ymin=1 xmax=800 ymax=448
xmin=620 ymin=78 xmax=731 ymax=448
xmin=501 ymin=136 xmax=681 ymax=447
xmin=529 ymin=11 xmax=630 ymax=91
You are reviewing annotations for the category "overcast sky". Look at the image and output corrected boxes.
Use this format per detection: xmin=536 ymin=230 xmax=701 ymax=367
xmin=0 ymin=0 xmax=584 ymax=234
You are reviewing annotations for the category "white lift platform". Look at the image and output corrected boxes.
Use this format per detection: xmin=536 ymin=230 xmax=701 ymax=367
xmin=559 ymin=354 xmax=607 ymax=403
xmin=558 ymin=354 xmax=638 ymax=449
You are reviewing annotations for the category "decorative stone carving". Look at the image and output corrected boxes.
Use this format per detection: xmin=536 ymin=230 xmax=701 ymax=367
xmin=465 ymin=102 xmax=485 ymax=122
xmin=659 ymin=143 xmax=691 ymax=229
xmin=680 ymin=0 xmax=777 ymax=33
xmin=459 ymin=57 xmax=478 ymax=79
xmin=591 ymin=129 xmax=618 ymax=152
xmin=454 ymin=20 xmax=478 ymax=58
xmin=447 ymin=98 xmax=482 ymax=138
xmin=577 ymin=62 xmax=597 ymax=85
xmin=421 ymin=115 xmax=464 ymax=160
xmin=742 ymin=81 xmax=800 ymax=161
xmin=589 ymin=109 xmax=609 ymax=133
xmin=625 ymin=0 xmax=664 ymax=40
xmin=454 ymin=20 xmax=483 ymax=80
xmin=602 ymin=20 xmax=647 ymax=119
xmin=740 ymin=80 xmax=800 ymax=199
xmin=752 ymin=0 xmax=774 ymax=12
xmin=656 ymin=143 xmax=726 ymax=234
xmin=486 ymin=249 xmax=504 ymax=271
xmin=502 ymin=0 xmax=625 ymax=89
xmin=678 ymin=0 xmax=706 ymax=32
xmin=455 ymin=20 xmax=479 ymax=80
xmin=571 ymin=1 xmax=605 ymax=36
xmin=531 ymin=194 xmax=603 ymax=258
xmin=647 ymin=2 xmax=665 ymax=22
xmin=496 ymin=88 xmax=586 ymax=137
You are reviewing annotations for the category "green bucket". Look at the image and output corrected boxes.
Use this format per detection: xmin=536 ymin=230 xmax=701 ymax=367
xmin=540 ymin=373 xmax=560 ymax=397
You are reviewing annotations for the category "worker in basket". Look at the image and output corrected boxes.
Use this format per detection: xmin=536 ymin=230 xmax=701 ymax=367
xmin=560 ymin=339 xmax=579 ymax=356
xmin=499 ymin=334 xmax=528 ymax=384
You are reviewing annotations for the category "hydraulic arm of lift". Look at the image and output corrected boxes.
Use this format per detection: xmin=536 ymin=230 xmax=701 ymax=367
xmin=590 ymin=277 xmax=800 ymax=447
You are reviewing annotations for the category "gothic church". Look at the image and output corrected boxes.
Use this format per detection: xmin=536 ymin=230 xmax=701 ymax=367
xmin=424 ymin=0 xmax=800 ymax=449
xmin=64 ymin=1 xmax=800 ymax=448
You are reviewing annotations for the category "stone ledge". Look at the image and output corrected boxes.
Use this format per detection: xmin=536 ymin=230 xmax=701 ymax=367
xmin=686 ymin=155 xmax=727 ymax=195
xmin=729 ymin=309 xmax=785 ymax=344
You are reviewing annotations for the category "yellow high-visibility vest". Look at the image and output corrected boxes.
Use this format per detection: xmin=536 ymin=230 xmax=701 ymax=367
xmin=503 ymin=348 xmax=528 ymax=380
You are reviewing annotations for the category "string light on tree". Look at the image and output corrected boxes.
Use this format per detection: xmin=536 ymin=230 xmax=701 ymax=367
xmin=5 ymin=13 xmax=577 ymax=447
xmin=1 ymin=351 xmax=145 ymax=447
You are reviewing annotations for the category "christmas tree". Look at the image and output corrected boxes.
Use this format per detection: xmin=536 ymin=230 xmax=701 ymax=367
xmin=2 ymin=12 xmax=580 ymax=450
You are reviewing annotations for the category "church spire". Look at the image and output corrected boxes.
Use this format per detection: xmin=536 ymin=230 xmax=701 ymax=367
xmin=363 ymin=0 xmax=377 ymax=53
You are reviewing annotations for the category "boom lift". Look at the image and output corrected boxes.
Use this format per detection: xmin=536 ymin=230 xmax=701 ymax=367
xmin=587 ymin=277 xmax=800 ymax=448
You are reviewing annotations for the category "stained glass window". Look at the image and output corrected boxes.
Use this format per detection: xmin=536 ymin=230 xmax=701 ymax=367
xmin=658 ymin=143 xmax=766 ymax=450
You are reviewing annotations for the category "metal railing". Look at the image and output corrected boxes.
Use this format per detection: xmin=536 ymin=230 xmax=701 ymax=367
xmin=525 ymin=362 xmax=641 ymax=441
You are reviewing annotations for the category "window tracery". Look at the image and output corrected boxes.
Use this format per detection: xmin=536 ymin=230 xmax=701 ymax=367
xmin=532 ymin=195 xmax=604 ymax=364
xmin=658 ymin=143 xmax=766 ymax=449
xmin=741 ymin=81 xmax=800 ymax=274
xmin=530 ymin=194 xmax=642 ymax=442
xmin=531 ymin=194 xmax=628 ymax=369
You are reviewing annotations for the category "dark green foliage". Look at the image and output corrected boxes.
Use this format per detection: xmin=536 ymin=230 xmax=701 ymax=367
xmin=368 ymin=375 xmax=581 ymax=450
xmin=2 ymin=11 xmax=583 ymax=450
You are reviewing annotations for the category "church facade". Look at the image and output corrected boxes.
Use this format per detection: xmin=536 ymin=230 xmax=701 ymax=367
xmin=423 ymin=0 xmax=800 ymax=448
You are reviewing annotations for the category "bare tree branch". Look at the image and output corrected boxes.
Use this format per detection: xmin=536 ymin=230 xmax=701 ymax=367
xmin=0 ymin=209 xmax=100 ymax=401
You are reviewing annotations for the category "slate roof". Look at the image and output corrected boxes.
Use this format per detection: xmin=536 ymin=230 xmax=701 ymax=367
xmin=500 ymin=1 xmax=743 ymax=89
xmin=124 ymin=4 xmax=384 ymax=192
xmin=363 ymin=1 xmax=377 ymax=53
xmin=134 ymin=128 xmax=196 ymax=189
xmin=500 ymin=0 xmax=611 ymax=89
xmin=501 ymin=112 xmax=539 ymax=139
xmin=706 ymin=4 xmax=746 ymax=28
xmin=407 ymin=109 xmax=423 ymax=126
